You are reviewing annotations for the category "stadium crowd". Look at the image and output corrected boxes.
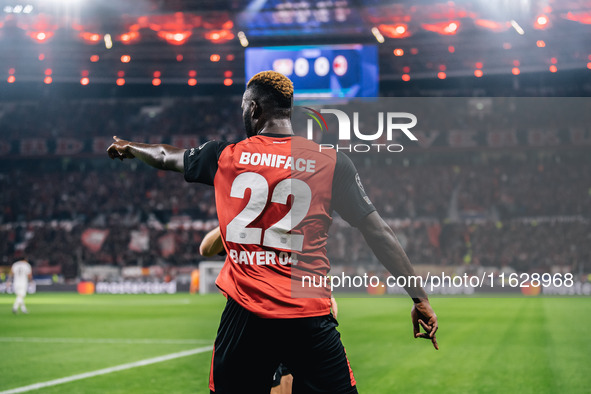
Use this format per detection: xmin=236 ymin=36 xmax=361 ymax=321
xmin=2 ymin=160 xmax=589 ymax=224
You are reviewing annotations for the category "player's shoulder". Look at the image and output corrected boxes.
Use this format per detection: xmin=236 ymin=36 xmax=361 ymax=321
xmin=186 ymin=140 xmax=234 ymax=165
xmin=12 ymin=260 xmax=30 ymax=269
xmin=291 ymin=136 xmax=337 ymax=161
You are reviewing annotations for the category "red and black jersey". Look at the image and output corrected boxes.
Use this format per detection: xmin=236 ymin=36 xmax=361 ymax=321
xmin=184 ymin=133 xmax=375 ymax=318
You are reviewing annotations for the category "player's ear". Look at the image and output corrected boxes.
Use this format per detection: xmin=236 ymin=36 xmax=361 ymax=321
xmin=251 ymin=100 xmax=262 ymax=119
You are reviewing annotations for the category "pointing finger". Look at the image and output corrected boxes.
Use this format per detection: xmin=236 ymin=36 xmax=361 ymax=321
xmin=418 ymin=319 xmax=432 ymax=334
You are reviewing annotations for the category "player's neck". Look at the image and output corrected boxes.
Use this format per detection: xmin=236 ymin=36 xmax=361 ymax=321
xmin=257 ymin=119 xmax=293 ymax=136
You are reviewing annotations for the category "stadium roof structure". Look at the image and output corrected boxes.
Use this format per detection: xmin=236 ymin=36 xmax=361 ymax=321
xmin=0 ymin=0 xmax=589 ymax=89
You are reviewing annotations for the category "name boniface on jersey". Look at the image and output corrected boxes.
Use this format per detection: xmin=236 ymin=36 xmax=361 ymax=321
xmin=238 ymin=152 xmax=316 ymax=173
xmin=228 ymin=248 xmax=298 ymax=266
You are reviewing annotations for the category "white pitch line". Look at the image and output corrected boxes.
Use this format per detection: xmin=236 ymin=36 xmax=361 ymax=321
xmin=0 ymin=337 xmax=212 ymax=345
xmin=0 ymin=345 xmax=213 ymax=394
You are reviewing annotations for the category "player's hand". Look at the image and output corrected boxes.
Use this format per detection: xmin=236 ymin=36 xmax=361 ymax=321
xmin=411 ymin=300 xmax=438 ymax=350
xmin=107 ymin=136 xmax=135 ymax=160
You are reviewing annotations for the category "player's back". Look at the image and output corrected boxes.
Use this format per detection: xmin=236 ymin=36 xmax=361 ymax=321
xmin=12 ymin=260 xmax=31 ymax=286
xmin=213 ymin=134 xmax=336 ymax=318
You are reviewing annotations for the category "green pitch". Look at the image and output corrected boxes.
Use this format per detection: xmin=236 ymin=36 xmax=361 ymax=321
xmin=1 ymin=293 xmax=589 ymax=393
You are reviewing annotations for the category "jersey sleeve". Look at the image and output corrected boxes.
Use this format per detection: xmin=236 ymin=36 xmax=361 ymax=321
xmin=331 ymin=151 xmax=376 ymax=227
xmin=184 ymin=141 xmax=231 ymax=185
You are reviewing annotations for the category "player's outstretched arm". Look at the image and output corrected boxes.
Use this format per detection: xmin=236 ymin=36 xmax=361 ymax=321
xmin=107 ymin=136 xmax=186 ymax=172
xmin=358 ymin=211 xmax=439 ymax=350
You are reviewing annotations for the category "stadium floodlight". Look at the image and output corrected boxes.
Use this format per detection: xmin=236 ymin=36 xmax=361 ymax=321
xmin=371 ymin=27 xmax=385 ymax=43
xmin=104 ymin=34 xmax=112 ymax=49
xmin=510 ymin=20 xmax=525 ymax=35
xmin=2 ymin=4 xmax=33 ymax=13
xmin=238 ymin=31 xmax=249 ymax=47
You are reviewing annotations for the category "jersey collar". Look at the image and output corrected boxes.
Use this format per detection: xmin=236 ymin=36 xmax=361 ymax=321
xmin=258 ymin=132 xmax=293 ymax=138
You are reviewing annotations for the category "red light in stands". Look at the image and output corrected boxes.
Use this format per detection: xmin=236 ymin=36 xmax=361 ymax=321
xmin=28 ymin=29 xmax=55 ymax=43
xmin=536 ymin=40 xmax=546 ymax=47
xmin=80 ymin=77 xmax=89 ymax=85
xmin=513 ymin=60 xmax=520 ymax=67
xmin=474 ymin=69 xmax=483 ymax=78
xmin=224 ymin=71 xmax=233 ymax=78
xmin=549 ymin=65 xmax=557 ymax=73
xmin=402 ymin=66 xmax=410 ymax=73
xmin=410 ymin=48 xmax=418 ymax=55
xmin=176 ymin=54 xmax=183 ymax=62
xmin=90 ymin=55 xmax=99 ymax=62
xmin=80 ymin=32 xmax=102 ymax=44
xmin=448 ymin=45 xmax=455 ymax=53
xmin=118 ymin=29 xmax=140 ymax=45
xmin=475 ymin=62 xmax=483 ymax=69
xmin=446 ymin=22 xmax=459 ymax=33
xmin=551 ymin=57 xmax=557 ymax=64
xmin=8 ymin=68 xmax=15 ymax=75
xmin=30 ymin=32 xmax=52 ymax=43
xmin=152 ymin=78 xmax=161 ymax=86
xmin=45 ymin=68 xmax=52 ymax=76
xmin=44 ymin=76 xmax=52 ymax=84
xmin=422 ymin=21 xmax=460 ymax=35
xmin=188 ymin=70 xmax=197 ymax=77
xmin=512 ymin=67 xmax=520 ymax=75
xmin=116 ymin=78 xmax=125 ymax=86
xmin=39 ymin=53 xmax=45 ymax=61
xmin=474 ymin=19 xmax=511 ymax=32
xmin=153 ymin=71 xmax=161 ymax=78
xmin=210 ymin=54 xmax=221 ymax=62
xmin=534 ymin=14 xmax=550 ymax=29
xmin=117 ymin=70 xmax=125 ymax=77
xmin=437 ymin=72 xmax=446 ymax=79
xmin=121 ymin=55 xmax=131 ymax=63
xmin=81 ymin=70 xmax=89 ymax=77
xmin=188 ymin=78 xmax=197 ymax=86
xmin=119 ymin=31 xmax=140 ymax=44
xmin=402 ymin=74 xmax=410 ymax=81
xmin=227 ymin=54 xmax=235 ymax=61
xmin=223 ymin=78 xmax=233 ymax=86
xmin=587 ymin=62 xmax=591 ymax=69
xmin=205 ymin=30 xmax=234 ymax=43
xmin=157 ymin=31 xmax=191 ymax=45
xmin=7 ymin=75 xmax=15 ymax=83
xmin=439 ymin=64 xmax=446 ymax=71
xmin=377 ymin=23 xmax=410 ymax=39
xmin=393 ymin=49 xmax=404 ymax=56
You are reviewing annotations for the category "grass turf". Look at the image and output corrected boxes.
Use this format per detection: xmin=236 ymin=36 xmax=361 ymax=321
xmin=0 ymin=293 xmax=589 ymax=393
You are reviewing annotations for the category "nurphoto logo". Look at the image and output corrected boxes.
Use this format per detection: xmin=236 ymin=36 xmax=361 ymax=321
xmin=304 ymin=107 xmax=418 ymax=153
